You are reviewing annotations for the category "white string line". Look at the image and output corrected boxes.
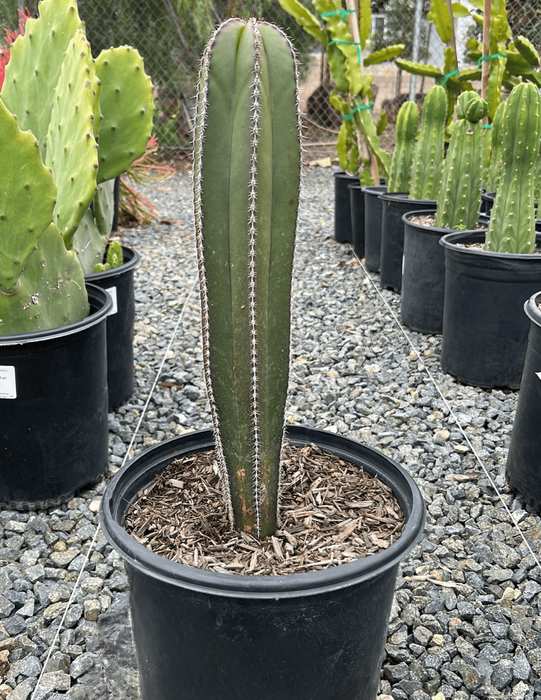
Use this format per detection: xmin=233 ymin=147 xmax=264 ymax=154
xmin=352 ymin=250 xmax=541 ymax=575
xmin=30 ymin=275 xmax=198 ymax=700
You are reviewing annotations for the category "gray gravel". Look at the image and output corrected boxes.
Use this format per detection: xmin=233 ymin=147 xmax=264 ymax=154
xmin=0 ymin=166 xmax=540 ymax=700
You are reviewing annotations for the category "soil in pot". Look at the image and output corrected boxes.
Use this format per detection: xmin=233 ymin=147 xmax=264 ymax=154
xmin=101 ymin=426 xmax=425 ymax=700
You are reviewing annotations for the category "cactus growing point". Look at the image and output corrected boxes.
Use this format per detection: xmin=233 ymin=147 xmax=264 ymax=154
xmin=194 ymin=18 xmax=301 ymax=537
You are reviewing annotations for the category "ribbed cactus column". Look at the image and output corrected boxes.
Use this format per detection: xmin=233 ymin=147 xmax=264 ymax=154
xmin=387 ymin=101 xmax=419 ymax=193
xmin=409 ymin=85 xmax=447 ymax=200
xmin=434 ymin=91 xmax=487 ymax=231
xmin=193 ymin=19 xmax=301 ymax=537
xmin=485 ymin=83 xmax=541 ymax=254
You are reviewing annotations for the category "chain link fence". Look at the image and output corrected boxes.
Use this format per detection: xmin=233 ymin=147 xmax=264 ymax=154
xmin=1 ymin=0 xmax=541 ymax=160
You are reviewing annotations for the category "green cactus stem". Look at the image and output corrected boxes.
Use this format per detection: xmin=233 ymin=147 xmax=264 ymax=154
xmin=485 ymin=100 xmax=506 ymax=193
xmin=387 ymin=101 xmax=419 ymax=193
xmin=485 ymin=83 xmax=541 ymax=254
xmin=0 ymin=98 xmax=88 ymax=334
xmin=193 ymin=18 xmax=301 ymax=537
xmin=434 ymin=91 xmax=487 ymax=230
xmin=93 ymin=240 xmax=123 ymax=273
xmin=1 ymin=0 xmax=84 ymax=160
xmin=95 ymin=47 xmax=154 ymax=184
xmin=409 ymin=85 xmax=447 ymax=200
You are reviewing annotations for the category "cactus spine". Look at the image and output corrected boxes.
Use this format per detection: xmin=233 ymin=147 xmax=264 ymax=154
xmin=434 ymin=91 xmax=487 ymax=230
xmin=409 ymin=85 xmax=447 ymax=200
xmin=194 ymin=19 xmax=301 ymax=537
xmin=485 ymin=83 xmax=541 ymax=254
xmin=387 ymin=101 xmax=419 ymax=193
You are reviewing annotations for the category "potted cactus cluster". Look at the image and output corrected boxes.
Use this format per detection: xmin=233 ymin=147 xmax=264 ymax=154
xmin=101 ymin=18 xmax=425 ymax=700
xmin=0 ymin=0 xmax=153 ymax=507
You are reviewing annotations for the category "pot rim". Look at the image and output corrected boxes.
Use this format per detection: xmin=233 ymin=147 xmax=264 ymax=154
xmin=85 ymin=245 xmax=140 ymax=282
xmin=439 ymin=230 xmax=540 ymax=260
xmin=379 ymin=192 xmax=438 ymax=206
xmin=0 ymin=283 xmax=112 ymax=347
xmin=100 ymin=425 xmax=426 ymax=599
xmin=361 ymin=184 xmax=388 ymax=195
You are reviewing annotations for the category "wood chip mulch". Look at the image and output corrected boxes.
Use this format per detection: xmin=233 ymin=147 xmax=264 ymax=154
xmin=124 ymin=442 xmax=406 ymax=576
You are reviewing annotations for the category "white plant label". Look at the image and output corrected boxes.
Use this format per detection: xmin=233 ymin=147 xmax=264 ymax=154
xmin=0 ymin=366 xmax=16 ymax=399
xmin=106 ymin=286 xmax=118 ymax=315
xmin=536 ymin=371 xmax=541 ymax=382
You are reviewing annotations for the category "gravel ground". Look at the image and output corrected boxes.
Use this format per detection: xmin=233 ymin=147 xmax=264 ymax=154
xmin=0 ymin=166 xmax=540 ymax=700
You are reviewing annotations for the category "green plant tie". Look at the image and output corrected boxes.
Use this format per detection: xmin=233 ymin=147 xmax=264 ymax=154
xmin=482 ymin=124 xmax=493 ymax=129
xmin=477 ymin=53 xmax=506 ymax=66
xmin=343 ymin=102 xmax=373 ymax=121
xmin=441 ymin=68 xmax=459 ymax=87
xmin=327 ymin=39 xmax=362 ymax=68
xmin=321 ymin=9 xmax=355 ymax=20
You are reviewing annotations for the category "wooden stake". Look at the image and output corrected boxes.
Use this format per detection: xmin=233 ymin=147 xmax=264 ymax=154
xmin=481 ymin=0 xmax=491 ymax=102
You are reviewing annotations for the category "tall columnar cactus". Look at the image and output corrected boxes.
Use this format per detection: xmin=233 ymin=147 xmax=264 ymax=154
xmin=485 ymin=100 xmax=507 ymax=194
xmin=387 ymin=101 xmax=419 ymax=193
xmin=485 ymin=83 xmax=541 ymax=254
xmin=434 ymin=91 xmax=487 ymax=231
xmin=409 ymin=85 xmax=447 ymax=200
xmin=0 ymin=98 xmax=88 ymax=335
xmin=194 ymin=18 xmax=301 ymax=537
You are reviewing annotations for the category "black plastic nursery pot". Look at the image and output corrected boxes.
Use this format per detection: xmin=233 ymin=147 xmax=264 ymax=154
xmin=0 ymin=284 xmax=111 ymax=509
xmin=86 ymin=246 xmax=140 ymax=411
xmin=348 ymin=182 xmax=365 ymax=259
xmin=362 ymin=184 xmax=387 ymax=272
xmin=101 ymin=425 xmax=426 ymax=700
xmin=440 ymin=231 xmax=541 ymax=389
xmin=334 ymin=171 xmax=359 ymax=243
xmin=379 ymin=193 xmax=437 ymax=293
xmin=400 ymin=212 xmax=484 ymax=335
xmin=506 ymin=292 xmax=541 ymax=507
xmin=480 ymin=191 xmax=495 ymax=216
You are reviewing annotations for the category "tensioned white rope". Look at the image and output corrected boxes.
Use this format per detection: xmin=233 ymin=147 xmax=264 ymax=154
xmin=352 ymin=250 xmax=541 ymax=575
xmin=30 ymin=275 xmax=198 ymax=700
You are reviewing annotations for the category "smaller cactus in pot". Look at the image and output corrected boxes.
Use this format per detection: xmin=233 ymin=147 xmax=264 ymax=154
xmin=434 ymin=91 xmax=488 ymax=231
xmin=485 ymin=82 xmax=541 ymax=254
xmin=409 ymin=85 xmax=447 ymax=200
xmin=387 ymin=101 xmax=419 ymax=193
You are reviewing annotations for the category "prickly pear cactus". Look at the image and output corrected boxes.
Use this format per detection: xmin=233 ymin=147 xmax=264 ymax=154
xmin=71 ymin=180 xmax=115 ymax=274
xmin=485 ymin=83 xmax=541 ymax=254
xmin=194 ymin=18 xmax=301 ymax=537
xmin=93 ymin=240 xmax=123 ymax=273
xmin=95 ymin=47 xmax=154 ymax=184
xmin=45 ymin=29 xmax=100 ymax=247
xmin=1 ymin=0 xmax=84 ymax=161
xmin=434 ymin=92 xmax=487 ymax=231
xmin=0 ymin=98 xmax=88 ymax=334
xmin=410 ymin=85 xmax=447 ymax=200
xmin=387 ymin=101 xmax=419 ymax=193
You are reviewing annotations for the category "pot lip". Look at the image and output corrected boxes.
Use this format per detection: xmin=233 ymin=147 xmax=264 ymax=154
xmin=379 ymin=192 xmax=438 ymax=206
xmin=361 ymin=184 xmax=388 ymax=195
xmin=85 ymin=245 xmax=140 ymax=282
xmin=100 ymin=425 xmax=426 ymax=599
xmin=0 ymin=283 xmax=112 ymax=347
xmin=403 ymin=211 xmax=485 ymax=236
xmin=440 ymin=230 xmax=539 ymax=259
xmin=525 ymin=291 xmax=541 ymax=325
xmin=333 ymin=170 xmax=359 ymax=181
